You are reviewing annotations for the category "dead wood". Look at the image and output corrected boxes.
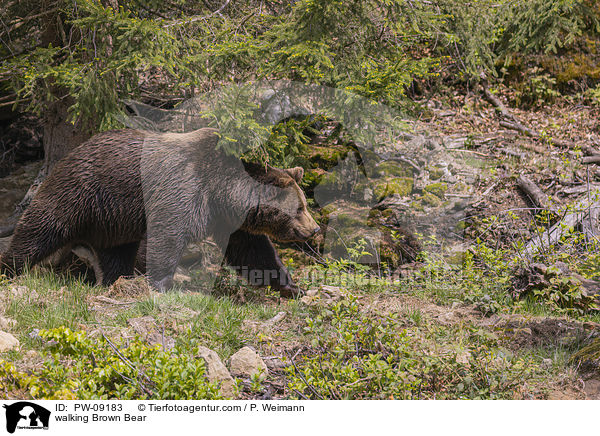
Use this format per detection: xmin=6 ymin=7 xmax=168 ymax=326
xmin=498 ymin=120 xmax=537 ymax=138
xmin=500 ymin=148 xmax=526 ymax=160
xmin=517 ymin=175 xmax=550 ymax=210
xmin=524 ymin=190 xmax=600 ymax=256
xmin=583 ymin=155 xmax=600 ymax=165
xmin=561 ymin=184 xmax=600 ymax=196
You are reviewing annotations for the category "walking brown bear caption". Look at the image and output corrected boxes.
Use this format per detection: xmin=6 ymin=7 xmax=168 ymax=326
xmin=0 ymin=128 xmax=320 ymax=297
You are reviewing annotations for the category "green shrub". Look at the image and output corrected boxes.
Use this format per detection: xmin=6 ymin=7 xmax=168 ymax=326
xmin=584 ymin=84 xmax=600 ymax=106
xmin=514 ymin=69 xmax=561 ymax=108
xmin=288 ymin=296 xmax=542 ymax=399
xmin=0 ymin=327 xmax=223 ymax=400
xmin=532 ymin=270 xmax=599 ymax=315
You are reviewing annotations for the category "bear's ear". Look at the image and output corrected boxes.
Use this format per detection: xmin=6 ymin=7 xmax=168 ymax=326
xmin=285 ymin=167 xmax=304 ymax=183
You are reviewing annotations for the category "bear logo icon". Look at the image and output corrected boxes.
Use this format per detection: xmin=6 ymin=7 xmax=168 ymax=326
xmin=3 ymin=402 xmax=50 ymax=433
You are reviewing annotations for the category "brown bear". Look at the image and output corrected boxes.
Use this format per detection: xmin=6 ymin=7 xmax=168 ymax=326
xmin=0 ymin=128 xmax=319 ymax=296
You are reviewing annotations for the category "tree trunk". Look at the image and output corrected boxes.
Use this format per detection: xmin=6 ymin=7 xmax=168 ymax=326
xmin=3 ymin=5 xmax=90 ymax=224
xmin=43 ymin=98 xmax=90 ymax=169
xmin=8 ymin=99 xmax=90 ymax=221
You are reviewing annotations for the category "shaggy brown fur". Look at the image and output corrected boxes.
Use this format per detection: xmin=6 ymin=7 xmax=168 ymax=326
xmin=0 ymin=128 xmax=319 ymax=296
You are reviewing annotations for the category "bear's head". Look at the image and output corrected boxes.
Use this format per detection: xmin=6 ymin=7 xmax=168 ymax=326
xmin=242 ymin=162 xmax=320 ymax=242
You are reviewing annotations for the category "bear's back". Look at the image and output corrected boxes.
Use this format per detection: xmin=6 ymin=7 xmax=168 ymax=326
xmin=27 ymin=129 xmax=148 ymax=245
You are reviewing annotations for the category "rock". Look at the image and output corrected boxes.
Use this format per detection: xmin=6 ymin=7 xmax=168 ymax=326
xmin=444 ymin=135 xmax=468 ymax=149
xmin=582 ymin=378 xmax=600 ymax=400
xmin=301 ymin=285 xmax=346 ymax=306
xmin=128 ymin=316 xmax=156 ymax=337
xmin=173 ymin=272 xmax=192 ymax=283
xmin=11 ymin=286 xmax=37 ymax=299
xmin=229 ymin=346 xmax=268 ymax=380
xmin=263 ymin=356 xmax=289 ymax=370
xmin=424 ymin=182 xmax=448 ymax=199
xmin=456 ymin=351 xmax=471 ymax=365
xmin=0 ymin=316 xmax=16 ymax=330
xmin=107 ymin=277 xmax=151 ymax=299
xmin=375 ymin=160 xmax=413 ymax=178
xmin=420 ymin=192 xmax=443 ymax=207
xmin=433 ymin=109 xmax=455 ymax=118
xmin=197 ymin=346 xmax=236 ymax=397
xmin=0 ymin=331 xmax=19 ymax=351
xmin=321 ymin=285 xmax=345 ymax=299
xmin=265 ymin=311 xmax=286 ymax=325
xmin=128 ymin=316 xmax=175 ymax=350
xmin=146 ymin=331 xmax=176 ymax=351
xmin=374 ymin=178 xmax=414 ymax=200
xmin=259 ymin=89 xmax=309 ymax=124
xmin=319 ymin=202 xmax=383 ymax=263
xmin=375 ymin=194 xmax=410 ymax=210
xmin=243 ymin=311 xmax=287 ymax=331
xmin=428 ymin=165 xmax=445 ymax=180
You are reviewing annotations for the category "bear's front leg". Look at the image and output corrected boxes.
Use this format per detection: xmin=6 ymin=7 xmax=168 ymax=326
xmin=223 ymin=230 xmax=303 ymax=298
xmin=144 ymin=233 xmax=186 ymax=292
xmin=94 ymin=242 xmax=141 ymax=286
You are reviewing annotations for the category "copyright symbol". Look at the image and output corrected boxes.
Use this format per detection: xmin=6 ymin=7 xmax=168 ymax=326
xmin=138 ymin=404 xmax=146 ymax=411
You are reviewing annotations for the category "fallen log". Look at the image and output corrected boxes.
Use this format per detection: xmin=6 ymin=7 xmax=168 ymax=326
xmin=517 ymin=175 xmax=550 ymax=211
xmin=500 ymin=148 xmax=526 ymax=160
xmin=583 ymin=155 xmax=600 ymax=165
xmin=524 ymin=190 xmax=600 ymax=257
xmin=582 ymin=201 xmax=600 ymax=240
xmin=499 ymin=120 xmax=537 ymax=138
xmin=560 ymin=184 xmax=600 ymax=196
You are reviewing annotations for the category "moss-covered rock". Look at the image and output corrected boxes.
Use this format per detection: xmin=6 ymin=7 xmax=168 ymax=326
xmin=333 ymin=211 xmax=365 ymax=229
xmin=316 ymin=171 xmax=339 ymax=189
xmin=309 ymin=145 xmax=350 ymax=169
xmin=410 ymin=200 xmax=424 ymax=212
xmin=541 ymin=51 xmax=600 ymax=85
xmin=321 ymin=203 xmax=338 ymax=217
xmin=375 ymin=161 xmax=413 ymax=178
xmin=302 ymin=169 xmax=326 ymax=192
xmin=424 ymin=182 xmax=448 ymax=199
xmin=359 ymin=149 xmax=382 ymax=177
xmin=427 ymin=165 xmax=445 ymax=180
xmin=374 ymin=178 xmax=413 ymax=201
xmin=445 ymin=249 xmax=466 ymax=265
xmin=318 ymin=200 xmax=420 ymax=268
xmin=420 ymin=192 xmax=442 ymax=207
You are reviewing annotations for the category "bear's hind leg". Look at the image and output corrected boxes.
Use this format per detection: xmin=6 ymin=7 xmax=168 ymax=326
xmin=0 ymin=221 xmax=70 ymax=278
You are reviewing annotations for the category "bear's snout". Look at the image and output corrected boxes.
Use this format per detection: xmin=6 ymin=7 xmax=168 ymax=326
xmin=293 ymin=222 xmax=320 ymax=241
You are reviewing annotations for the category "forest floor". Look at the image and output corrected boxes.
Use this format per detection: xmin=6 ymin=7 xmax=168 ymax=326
xmin=0 ymin=92 xmax=599 ymax=400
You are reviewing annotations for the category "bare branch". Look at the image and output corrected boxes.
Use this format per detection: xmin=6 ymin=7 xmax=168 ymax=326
xmin=164 ymin=0 xmax=231 ymax=28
